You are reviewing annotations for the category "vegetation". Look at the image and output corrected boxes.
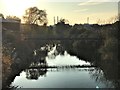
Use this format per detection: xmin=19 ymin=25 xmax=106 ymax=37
xmin=2 ymin=6 xmax=120 ymax=88
xmin=23 ymin=7 xmax=47 ymax=25
xmin=0 ymin=13 xmax=4 ymax=18
xmin=6 ymin=15 xmax=21 ymax=21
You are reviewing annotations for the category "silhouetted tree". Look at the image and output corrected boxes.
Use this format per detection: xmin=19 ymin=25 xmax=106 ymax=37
xmin=59 ymin=18 xmax=68 ymax=24
xmin=6 ymin=15 xmax=21 ymax=21
xmin=0 ymin=13 xmax=4 ymax=19
xmin=23 ymin=7 xmax=47 ymax=25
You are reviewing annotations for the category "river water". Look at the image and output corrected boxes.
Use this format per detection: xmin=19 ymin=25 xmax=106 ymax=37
xmin=10 ymin=49 xmax=114 ymax=88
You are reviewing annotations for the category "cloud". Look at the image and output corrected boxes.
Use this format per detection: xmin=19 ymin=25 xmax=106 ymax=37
xmin=78 ymin=0 xmax=117 ymax=6
xmin=79 ymin=2 xmax=101 ymax=6
xmin=80 ymin=0 xmax=119 ymax=2
xmin=74 ymin=9 xmax=88 ymax=12
xmin=42 ymin=0 xmax=119 ymax=2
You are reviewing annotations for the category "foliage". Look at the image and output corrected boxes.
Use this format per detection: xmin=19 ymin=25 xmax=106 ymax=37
xmin=6 ymin=15 xmax=21 ymax=21
xmin=0 ymin=13 xmax=4 ymax=18
xmin=23 ymin=7 xmax=47 ymax=25
xmin=99 ymin=24 xmax=118 ymax=61
xmin=59 ymin=18 xmax=68 ymax=24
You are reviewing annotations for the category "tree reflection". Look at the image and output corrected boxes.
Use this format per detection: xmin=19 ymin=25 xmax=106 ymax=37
xmin=89 ymin=66 xmax=119 ymax=88
xmin=2 ymin=20 xmax=119 ymax=89
xmin=26 ymin=68 xmax=47 ymax=80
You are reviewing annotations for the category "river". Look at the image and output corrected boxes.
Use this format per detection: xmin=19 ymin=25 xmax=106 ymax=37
xmin=10 ymin=47 xmax=114 ymax=88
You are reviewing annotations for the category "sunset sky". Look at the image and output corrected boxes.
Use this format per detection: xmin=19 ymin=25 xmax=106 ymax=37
xmin=0 ymin=0 xmax=119 ymax=25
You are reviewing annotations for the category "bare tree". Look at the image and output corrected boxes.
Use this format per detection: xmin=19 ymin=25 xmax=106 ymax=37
xmin=23 ymin=7 xmax=47 ymax=25
xmin=107 ymin=16 xmax=119 ymax=24
xmin=96 ymin=16 xmax=119 ymax=25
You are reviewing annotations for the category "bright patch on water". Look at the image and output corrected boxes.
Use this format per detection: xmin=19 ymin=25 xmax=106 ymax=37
xmin=46 ymin=51 xmax=91 ymax=66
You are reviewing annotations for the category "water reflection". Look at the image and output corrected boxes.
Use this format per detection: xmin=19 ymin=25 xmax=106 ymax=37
xmin=26 ymin=68 xmax=47 ymax=80
xmin=46 ymin=46 xmax=91 ymax=66
xmin=89 ymin=68 xmax=114 ymax=88
xmin=10 ymin=51 xmax=114 ymax=88
xmin=3 ymin=43 xmax=119 ymax=89
xmin=11 ymin=67 xmax=114 ymax=88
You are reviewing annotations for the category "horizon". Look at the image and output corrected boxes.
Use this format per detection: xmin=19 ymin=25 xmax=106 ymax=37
xmin=0 ymin=0 xmax=119 ymax=25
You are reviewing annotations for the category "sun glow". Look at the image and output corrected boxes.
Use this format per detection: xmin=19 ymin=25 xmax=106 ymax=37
xmin=0 ymin=0 xmax=118 ymax=25
xmin=0 ymin=0 xmax=41 ymax=18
